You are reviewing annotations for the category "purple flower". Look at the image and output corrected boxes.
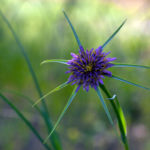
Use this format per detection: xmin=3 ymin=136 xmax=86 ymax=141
xmin=34 ymin=11 xmax=150 ymax=143
xmin=67 ymin=46 xmax=116 ymax=92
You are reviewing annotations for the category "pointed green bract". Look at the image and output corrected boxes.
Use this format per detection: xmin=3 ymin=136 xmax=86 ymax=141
xmin=0 ymin=93 xmax=51 ymax=150
xmin=63 ymin=10 xmax=82 ymax=48
xmin=102 ymin=19 xmax=126 ymax=49
xmin=41 ymin=59 xmax=69 ymax=65
xmin=33 ymin=81 xmax=69 ymax=107
xmin=96 ymin=87 xmax=113 ymax=125
xmin=112 ymin=75 xmax=150 ymax=91
xmin=43 ymin=85 xmax=78 ymax=144
xmin=112 ymin=63 xmax=150 ymax=69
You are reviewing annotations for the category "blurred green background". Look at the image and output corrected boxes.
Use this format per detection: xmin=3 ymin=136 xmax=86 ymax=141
xmin=0 ymin=0 xmax=150 ymax=150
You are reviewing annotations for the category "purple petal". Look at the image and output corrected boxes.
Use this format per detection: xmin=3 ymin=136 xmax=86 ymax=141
xmin=71 ymin=53 xmax=78 ymax=58
xmin=79 ymin=45 xmax=84 ymax=53
xmin=76 ymin=85 xmax=81 ymax=92
xmin=99 ymin=78 xmax=104 ymax=84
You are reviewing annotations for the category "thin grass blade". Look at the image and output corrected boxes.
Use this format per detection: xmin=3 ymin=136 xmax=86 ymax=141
xmin=0 ymin=10 xmax=62 ymax=149
xmin=0 ymin=93 xmax=51 ymax=150
xmin=112 ymin=75 xmax=150 ymax=91
xmin=95 ymin=86 xmax=113 ymax=125
xmin=63 ymin=10 xmax=82 ymax=48
xmin=107 ymin=94 xmax=117 ymax=100
xmin=44 ymin=85 xmax=78 ymax=144
xmin=102 ymin=19 xmax=126 ymax=49
xmin=33 ymin=81 xmax=69 ymax=107
xmin=1 ymin=89 xmax=43 ymax=116
xmin=41 ymin=59 xmax=69 ymax=65
xmin=112 ymin=63 xmax=150 ymax=69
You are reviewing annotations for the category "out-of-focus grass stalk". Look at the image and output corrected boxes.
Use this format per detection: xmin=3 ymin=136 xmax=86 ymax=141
xmin=1 ymin=89 xmax=44 ymax=118
xmin=0 ymin=93 xmax=51 ymax=150
xmin=0 ymin=10 xmax=62 ymax=150
xmin=100 ymin=84 xmax=129 ymax=150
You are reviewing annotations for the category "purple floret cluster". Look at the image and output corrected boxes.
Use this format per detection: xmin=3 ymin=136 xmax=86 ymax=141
xmin=66 ymin=46 xmax=116 ymax=91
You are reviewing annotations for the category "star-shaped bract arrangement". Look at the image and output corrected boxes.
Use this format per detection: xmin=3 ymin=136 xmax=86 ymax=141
xmin=33 ymin=11 xmax=150 ymax=144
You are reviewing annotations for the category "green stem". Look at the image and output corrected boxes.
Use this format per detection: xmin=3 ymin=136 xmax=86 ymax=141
xmin=0 ymin=93 xmax=51 ymax=150
xmin=0 ymin=10 xmax=61 ymax=150
xmin=99 ymin=84 xmax=129 ymax=150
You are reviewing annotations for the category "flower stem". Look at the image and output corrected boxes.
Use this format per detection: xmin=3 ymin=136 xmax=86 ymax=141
xmin=99 ymin=84 xmax=129 ymax=150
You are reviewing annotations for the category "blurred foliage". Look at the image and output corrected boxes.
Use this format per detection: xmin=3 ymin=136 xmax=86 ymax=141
xmin=0 ymin=0 xmax=150 ymax=150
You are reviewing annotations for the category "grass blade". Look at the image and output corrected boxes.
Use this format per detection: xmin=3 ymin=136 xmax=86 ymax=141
xmin=63 ymin=10 xmax=82 ymax=48
xmin=112 ymin=75 xmax=150 ymax=91
xmin=33 ymin=81 xmax=69 ymax=107
xmin=44 ymin=85 xmax=78 ymax=144
xmin=102 ymin=19 xmax=126 ymax=49
xmin=107 ymin=94 xmax=117 ymax=100
xmin=0 ymin=10 xmax=62 ymax=150
xmin=41 ymin=59 xmax=69 ymax=65
xmin=0 ymin=93 xmax=51 ymax=150
xmin=112 ymin=63 xmax=150 ymax=69
xmin=1 ymin=89 xmax=43 ymax=116
xmin=99 ymin=84 xmax=129 ymax=150
xmin=95 ymin=86 xmax=113 ymax=125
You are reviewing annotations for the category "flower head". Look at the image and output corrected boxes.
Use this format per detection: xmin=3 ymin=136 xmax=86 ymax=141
xmin=67 ymin=46 xmax=116 ymax=91
xmin=34 ymin=11 xmax=150 ymax=144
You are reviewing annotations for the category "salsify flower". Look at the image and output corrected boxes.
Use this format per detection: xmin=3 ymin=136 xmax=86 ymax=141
xmin=66 ymin=45 xmax=116 ymax=92
xmin=33 ymin=11 xmax=150 ymax=145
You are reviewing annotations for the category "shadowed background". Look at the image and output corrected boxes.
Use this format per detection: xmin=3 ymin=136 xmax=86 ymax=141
xmin=0 ymin=0 xmax=150 ymax=150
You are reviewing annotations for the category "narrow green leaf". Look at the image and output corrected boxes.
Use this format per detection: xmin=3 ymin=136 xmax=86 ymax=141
xmin=112 ymin=63 xmax=150 ymax=69
xmin=96 ymin=86 xmax=113 ymax=125
xmin=112 ymin=75 xmax=150 ymax=91
xmin=0 ymin=93 xmax=51 ymax=150
xmin=63 ymin=10 xmax=82 ymax=48
xmin=43 ymin=85 xmax=78 ymax=144
xmin=1 ymin=89 xmax=43 ymax=116
xmin=102 ymin=19 xmax=126 ymax=49
xmin=33 ymin=81 xmax=69 ymax=107
xmin=99 ymin=84 xmax=129 ymax=149
xmin=115 ymin=97 xmax=127 ymax=135
xmin=41 ymin=59 xmax=69 ymax=65
xmin=0 ymin=10 xmax=62 ymax=149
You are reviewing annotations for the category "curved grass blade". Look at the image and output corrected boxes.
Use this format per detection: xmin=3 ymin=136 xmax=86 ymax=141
xmin=107 ymin=94 xmax=117 ymax=100
xmin=43 ymin=85 xmax=78 ymax=144
xmin=95 ymin=86 xmax=113 ymax=125
xmin=0 ymin=10 xmax=62 ymax=150
xmin=41 ymin=59 xmax=69 ymax=65
xmin=99 ymin=84 xmax=128 ymax=150
xmin=0 ymin=93 xmax=51 ymax=150
xmin=63 ymin=10 xmax=82 ymax=48
xmin=112 ymin=75 xmax=150 ymax=91
xmin=33 ymin=81 xmax=69 ymax=107
xmin=102 ymin=19 xmax=126 ymax=49
xmin=112 ymin=63 xmax=150 ymax=69
xmin=1 ymin=89 xmax=43 ymax=116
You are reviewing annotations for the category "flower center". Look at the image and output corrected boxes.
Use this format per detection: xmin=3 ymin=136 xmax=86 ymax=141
xmin=85 ymin=64 xmax=92 ymax=71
